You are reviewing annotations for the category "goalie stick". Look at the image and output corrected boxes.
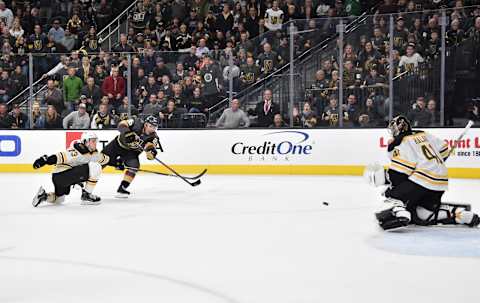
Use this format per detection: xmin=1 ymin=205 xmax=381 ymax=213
xmin=446 ymin=120 xmax=474 ymax=159
xmin=124 ymin=166 xmax=207 ymax=180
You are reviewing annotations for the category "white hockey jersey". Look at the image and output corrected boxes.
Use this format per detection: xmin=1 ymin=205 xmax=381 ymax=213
xmin=53 ymin=141 xmax=110 ymax=174
xmin=265 ymin=9 xmax=284 ymax=31
xmin=388 ymin=131 xmax=450 ymax=191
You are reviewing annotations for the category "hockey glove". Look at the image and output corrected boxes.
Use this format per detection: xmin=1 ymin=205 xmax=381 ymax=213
xmin=364 ymin=163 xmax=389 ymax=187
xmin=144 ymin=142 xmax=157 ymax=160
xmin=33 ymin=155 xmax=49 ymax=169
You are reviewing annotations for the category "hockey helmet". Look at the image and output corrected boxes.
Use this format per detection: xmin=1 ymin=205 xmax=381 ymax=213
xmin=80 ymin=132 xmax=98 ymax=151
xmin=388 ymin=115 xmax=412 ymax=137
xmin=144 ymin=115 xmax=159 ymax=128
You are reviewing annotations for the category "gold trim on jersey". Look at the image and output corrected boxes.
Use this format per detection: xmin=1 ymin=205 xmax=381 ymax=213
xmin=415 ymin=167 xmax=448 ymax=180
xmin=411 ymin=172 xmax=448 ymax=186
xmin=58 ymin=152 xmax=67 ymax=164
xmin=390 ymin=163 xmax=413 ymax=175
xmin=392 ymin=156 xmax=416 ymax=168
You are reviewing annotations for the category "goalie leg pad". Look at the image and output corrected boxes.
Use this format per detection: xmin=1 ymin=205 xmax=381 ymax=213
xmin=415 ymin=204 xmax=479 ymax=227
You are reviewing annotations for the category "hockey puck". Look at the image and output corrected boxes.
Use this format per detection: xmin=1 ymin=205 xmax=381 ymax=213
xmin=322 ymin=202 xmax=329 ymax=206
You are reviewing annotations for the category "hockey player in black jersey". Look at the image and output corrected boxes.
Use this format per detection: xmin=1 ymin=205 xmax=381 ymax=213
xmin=365 ymin=115 xmax=479 ymax=230
xmin=102 ymin=115 xmax=161 ymax=198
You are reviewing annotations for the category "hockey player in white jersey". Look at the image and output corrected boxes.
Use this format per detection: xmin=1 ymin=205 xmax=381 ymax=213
xmin=365 ymin=115 xmax=479 ymax=230
xmin=32 ymin=132 xmax=110 ymax=207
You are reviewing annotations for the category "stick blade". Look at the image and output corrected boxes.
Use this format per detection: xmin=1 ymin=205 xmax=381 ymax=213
xmin=191 ymin=179 xmax=201 ymax=187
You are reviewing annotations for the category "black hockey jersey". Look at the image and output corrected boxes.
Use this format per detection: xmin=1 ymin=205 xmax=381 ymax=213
xmin=116 ymin=118 xmax=160 ymax=153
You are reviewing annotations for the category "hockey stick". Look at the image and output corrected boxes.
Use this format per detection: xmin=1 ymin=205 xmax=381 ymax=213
xmin=153 ymin=157 xmax=203 ymax=187
xmin=446 ymin=120 xmax=474 ymax=159
xmin=124 ymin=166 xmax=207 ymax=180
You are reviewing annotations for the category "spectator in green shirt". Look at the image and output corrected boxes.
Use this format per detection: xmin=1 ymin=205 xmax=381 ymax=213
xmin=63 ymin=67 xmax=83 ymax=112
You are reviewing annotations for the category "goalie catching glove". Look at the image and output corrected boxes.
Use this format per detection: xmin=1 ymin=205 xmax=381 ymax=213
xmin=144 ymin=142 xmax=157 ymax=160
xmin=363 ymin=163 xmax=389 ymax=187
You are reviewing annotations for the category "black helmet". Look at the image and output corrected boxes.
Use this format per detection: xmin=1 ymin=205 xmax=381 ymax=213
xmin=144 ymin=115 xmax=159 ymax=128
xmin=388 ymin=115 xmax=412 ymax=137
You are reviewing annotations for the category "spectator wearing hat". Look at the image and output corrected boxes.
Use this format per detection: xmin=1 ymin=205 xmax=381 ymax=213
xmin=63 ymin=102 xmax=90 ymax=129
xmin=102 ymin=67 xmax=126 ymax=108
xmin=393 ymin=16 xmax=409 ymax=53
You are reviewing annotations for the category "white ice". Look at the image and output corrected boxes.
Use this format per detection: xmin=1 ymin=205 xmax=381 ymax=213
xmin=1 ymin=173 xmax=480 ymax=303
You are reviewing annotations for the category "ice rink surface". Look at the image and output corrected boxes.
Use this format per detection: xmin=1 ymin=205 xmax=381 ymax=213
xmin=1 ymin=173 xmax=479 ymax=303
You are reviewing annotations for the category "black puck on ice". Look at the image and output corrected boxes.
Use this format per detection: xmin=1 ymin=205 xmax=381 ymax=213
xmin=322 ymin=201 xmax=329 ymax=206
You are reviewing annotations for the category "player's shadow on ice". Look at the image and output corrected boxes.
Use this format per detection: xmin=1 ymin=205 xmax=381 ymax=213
xmin=368 ymin=226 xmax=480 ymax=258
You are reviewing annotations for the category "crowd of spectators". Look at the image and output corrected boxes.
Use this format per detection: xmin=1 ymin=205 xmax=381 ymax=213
xmin=0 ymin=0 xmax=362 ymax=129
xmin=295 ymin=0 xmax=480 ymax=128
xmin=1 ymin=0 xmax=478 ymax=129
xmin=0 ymin=0 xmax=131 ymax=128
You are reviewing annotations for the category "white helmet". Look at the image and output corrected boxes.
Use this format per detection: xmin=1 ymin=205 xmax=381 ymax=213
xmin=81 ymin=132 xmax=98 ymax=151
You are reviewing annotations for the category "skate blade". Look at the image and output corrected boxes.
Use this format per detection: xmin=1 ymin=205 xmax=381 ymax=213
xmin=115 ymin=193 xmax=130 ymax=199
xmin=32 ymin=186 xmax=46 ymax=207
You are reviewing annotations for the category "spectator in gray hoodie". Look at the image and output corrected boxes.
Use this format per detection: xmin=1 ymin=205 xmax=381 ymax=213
xmin=63 ymin=103 xmax=90 ymax=129
xmin=216 ymin=99 xmax=250 ymax=128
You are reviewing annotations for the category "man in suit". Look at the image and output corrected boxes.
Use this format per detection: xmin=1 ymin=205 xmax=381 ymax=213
xmin=254 ymin=89 xmax=279 ymax=127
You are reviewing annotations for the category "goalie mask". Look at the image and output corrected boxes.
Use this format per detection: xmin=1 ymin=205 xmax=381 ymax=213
xmin=388 ymin=115 xmax=412 ymax=138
